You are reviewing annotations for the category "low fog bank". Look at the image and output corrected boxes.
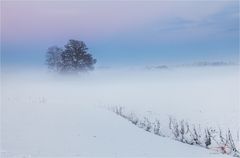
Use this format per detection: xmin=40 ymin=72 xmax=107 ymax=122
xmin=2 ymin=63 xmax=239 ymax=83
xmin=2 ymin=65 xmax=239 ymax=126
xmin=1 ymin=65 xmax=239 ymax=156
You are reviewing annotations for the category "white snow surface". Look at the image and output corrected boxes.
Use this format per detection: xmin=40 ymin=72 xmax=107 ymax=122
xmin=1 ymin=66 xmax=239 ymax=157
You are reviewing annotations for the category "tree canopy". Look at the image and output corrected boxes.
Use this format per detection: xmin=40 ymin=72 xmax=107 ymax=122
xmin=46 ymin=39 xmax=97 ymax=74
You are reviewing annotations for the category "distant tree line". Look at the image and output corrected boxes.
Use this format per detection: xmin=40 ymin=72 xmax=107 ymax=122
xmin=46 ymin=39 xmax=97 ymax=74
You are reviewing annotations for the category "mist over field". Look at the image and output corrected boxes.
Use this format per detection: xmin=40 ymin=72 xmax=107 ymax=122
xmin=1 ymin=0 xmax=239 ymax=157
xmin=1 ymin=65 xmax=239 ymax=157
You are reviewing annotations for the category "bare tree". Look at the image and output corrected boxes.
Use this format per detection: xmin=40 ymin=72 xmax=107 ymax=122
xmin=46 ymin=46 xmax=62 ymax=72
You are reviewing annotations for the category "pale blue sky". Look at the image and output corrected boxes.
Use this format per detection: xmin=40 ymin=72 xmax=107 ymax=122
xmin=1 ymin=1 xmax=239 ymax=68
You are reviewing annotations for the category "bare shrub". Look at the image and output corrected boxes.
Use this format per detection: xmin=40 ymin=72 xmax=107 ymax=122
xmin=189 ymin=125 xmax=202 ymax=145
xmin=169 ymin=117 xmax=180 ymax=140
xmin=128 ymin=112 xmax=139 ymax=125
xmin=227 ymin=130 xmax=240 ymax=156
xmin=153 ymin=119 xmax=161 ymax=136
xmin=143 ymin=117 xmax=152 ymax=132
xmin=179 ymin=120 xmax=189 ymax=143
xmin=204 ymin=128 xmax=212 ymax=148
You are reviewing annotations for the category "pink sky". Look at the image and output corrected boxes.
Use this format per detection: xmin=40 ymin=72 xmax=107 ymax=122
xmin=1 ymin=1 xmax=232 ymax=43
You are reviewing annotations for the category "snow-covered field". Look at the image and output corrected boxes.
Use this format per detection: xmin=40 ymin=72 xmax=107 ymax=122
xmin=1 ymin=66 xmax=239 ymax=157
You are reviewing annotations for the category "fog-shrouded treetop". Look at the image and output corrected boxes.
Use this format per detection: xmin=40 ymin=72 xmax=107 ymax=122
xmin=46 ymin=39 xmax=97 ymax=74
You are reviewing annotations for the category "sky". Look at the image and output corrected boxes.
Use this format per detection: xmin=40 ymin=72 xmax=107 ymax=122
xmin=1 ymin=1 xmax=239 ymax=68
